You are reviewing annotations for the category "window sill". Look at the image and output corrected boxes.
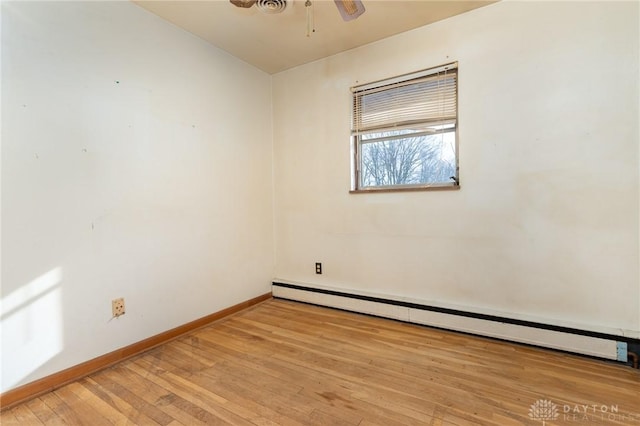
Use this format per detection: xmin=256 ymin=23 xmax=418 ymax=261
xmin=349 ymin=183 xmax=460 ymax=194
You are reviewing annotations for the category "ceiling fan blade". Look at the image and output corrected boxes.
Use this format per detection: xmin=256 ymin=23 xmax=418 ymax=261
xmin=334 ymin=0 xmax=365 ymax=21
xmin=230 ymin=0 xmax=257 ymax=8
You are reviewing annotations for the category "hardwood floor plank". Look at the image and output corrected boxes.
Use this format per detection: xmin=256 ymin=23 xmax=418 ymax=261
xmin=25 ymin=396 xmax=59 ymax=425
xmin=105 ymin=363 xmax=230 ymax=426
xmin=130 ymin=346 xmax=306 ymax=425
xmin=39 ymin=391 xmax=88 ymax=425
xmin=52 ymin=382 xmax=114 ymax=426
xmin=306 ymin=408 xmax=360 ymax=425
xmin=0 ymin=410 xmax=24 ymax=425
xmin=65 ymin=380 xmax=132 ymax=425
xmin=3 ymin=403 xmax=45 ymax=425
xmin=136 ymin=347 xmax=335 ymax=425
xmin=2 ymin=298 xmax=639 ymax=425
xmin=90 ymin=367 xmax=177 ymax=425
xmin=199 ymin=322 xmax=504 ymax=421
xmin=79 ymin=377 xmax=163 ymax=425
xmin=123 ymin=357 xmax=258 ymax=425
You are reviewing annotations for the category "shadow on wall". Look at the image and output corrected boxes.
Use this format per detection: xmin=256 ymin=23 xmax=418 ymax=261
xmin=0 ymin=267 xmax=64 ymax=392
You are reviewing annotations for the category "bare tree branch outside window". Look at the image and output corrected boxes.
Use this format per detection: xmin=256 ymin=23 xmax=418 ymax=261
xmin=360 ymin=131 xmax=455 ymax=188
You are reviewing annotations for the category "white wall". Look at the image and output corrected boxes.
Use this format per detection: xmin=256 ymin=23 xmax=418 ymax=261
xmin=272 ymin=1 xmax=640 ymax=338
xmin=1 ymin=1 xmax=274 ymax=392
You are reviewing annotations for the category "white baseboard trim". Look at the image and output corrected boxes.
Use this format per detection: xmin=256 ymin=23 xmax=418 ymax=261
xmin=272 ymin=281 xmax=636 ymax=362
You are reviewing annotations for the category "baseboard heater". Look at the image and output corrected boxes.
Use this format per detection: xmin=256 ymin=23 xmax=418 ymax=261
xmin=272 ymin=281 xmax=639 ymax=365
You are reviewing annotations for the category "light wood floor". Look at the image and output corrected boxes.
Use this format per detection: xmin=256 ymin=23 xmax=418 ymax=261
xmin=2 ymin=298 xmax=639 ymax=425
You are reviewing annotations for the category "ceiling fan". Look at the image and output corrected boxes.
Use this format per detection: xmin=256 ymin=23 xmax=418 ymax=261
xmin=229 ymin=0 xmax=366 ymax=22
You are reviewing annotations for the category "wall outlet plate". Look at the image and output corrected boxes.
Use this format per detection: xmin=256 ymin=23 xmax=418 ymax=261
xmin=112 ymin=298 xmax=125 ymax=317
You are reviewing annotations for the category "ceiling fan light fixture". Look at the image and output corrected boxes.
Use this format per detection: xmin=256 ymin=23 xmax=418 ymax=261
xmin=334 ymin=0 xmax=365 ymax=21
xmin=230 ymin=0 xmax=257 ymax=8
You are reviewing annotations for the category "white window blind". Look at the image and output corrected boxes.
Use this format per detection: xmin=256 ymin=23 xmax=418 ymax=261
xmin=352 ymin=63 xmax=458 ymax=136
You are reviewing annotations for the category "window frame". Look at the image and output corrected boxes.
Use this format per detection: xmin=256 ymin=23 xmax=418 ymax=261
xmin=350 ymin=62 xmax=460 ymax=193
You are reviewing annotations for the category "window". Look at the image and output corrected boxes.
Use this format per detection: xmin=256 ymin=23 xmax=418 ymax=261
xmin=351 ymin=63 xmax=459 ymax=192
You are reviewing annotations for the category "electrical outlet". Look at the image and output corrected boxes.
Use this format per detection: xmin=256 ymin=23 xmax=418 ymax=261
xmin=315 ymin=262 xmax=322 ymax=274
xmin=112 ymin=298 xmax=125 ymax=318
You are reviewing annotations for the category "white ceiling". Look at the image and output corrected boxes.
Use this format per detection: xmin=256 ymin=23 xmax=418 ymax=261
xmin=134 ymin=0 xmax=496 ymax=74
